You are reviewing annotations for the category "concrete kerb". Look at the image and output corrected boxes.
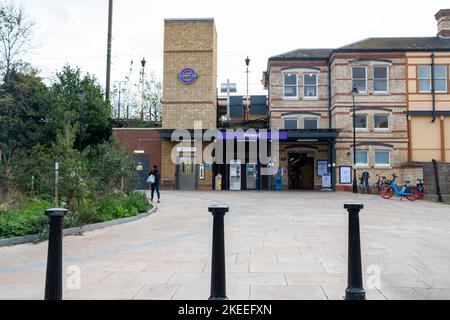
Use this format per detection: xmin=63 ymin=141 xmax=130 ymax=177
xmin=0 ymin=205 xmax=158 ymax=248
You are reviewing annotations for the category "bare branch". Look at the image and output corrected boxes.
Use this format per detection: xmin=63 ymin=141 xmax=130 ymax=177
xmin=0 ymin=1 xmax=36 ymax=82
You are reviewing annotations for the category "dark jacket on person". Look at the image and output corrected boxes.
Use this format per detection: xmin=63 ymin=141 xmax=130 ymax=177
xmin=149 ymin=169 xmax=161 ymax=185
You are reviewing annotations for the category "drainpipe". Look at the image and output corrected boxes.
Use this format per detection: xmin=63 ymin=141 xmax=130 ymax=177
xmin=432 ymin=159 xmax=443 ymax=203
xmin=328 ymin=59 xmax=332 ymax=129
xmin=431 ymin=53 xmax=436 ymax=123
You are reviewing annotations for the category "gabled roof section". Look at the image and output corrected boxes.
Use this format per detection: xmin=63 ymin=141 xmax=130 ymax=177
xmin=269 ymin=48 xmax=333 ymax=61
xmin=338 ymin=37 xmax=450 ymax=51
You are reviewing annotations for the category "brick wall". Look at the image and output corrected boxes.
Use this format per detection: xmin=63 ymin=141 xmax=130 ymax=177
xmin=423 ymin=162 xmax=450 ymax=202
xmin=112 ymin=129 xmax=162 ymax=171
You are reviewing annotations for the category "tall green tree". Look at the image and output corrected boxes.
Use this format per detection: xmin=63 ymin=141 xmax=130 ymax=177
xmin=0 ymin=69 xmax=49 ymax=198
xmin=48 ymin=65 xmax=112 ymax=150
xmin=0 ymin=70 xmax=49 ymax=149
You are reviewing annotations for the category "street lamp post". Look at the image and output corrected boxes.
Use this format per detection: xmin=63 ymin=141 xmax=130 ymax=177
xmin=105 ymin=0 xmax=113 ymax=103
xmin=114 ymin=80 xmax=127 ymax=119
xmin=245 ymin=56 xmax=250 ymax=121
xmin=140 ymin=58 xmax=146 ymax=121
xmin=351 ymin=87 xmax=359 ymax=194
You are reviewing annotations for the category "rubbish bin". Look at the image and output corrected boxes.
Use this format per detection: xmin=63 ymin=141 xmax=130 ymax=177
xmin=215 ymin=173 xmax=222 ymax=191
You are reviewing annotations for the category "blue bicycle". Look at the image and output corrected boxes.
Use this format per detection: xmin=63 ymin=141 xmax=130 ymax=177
xmin=380 ymin=174 xmax=418 ymax=201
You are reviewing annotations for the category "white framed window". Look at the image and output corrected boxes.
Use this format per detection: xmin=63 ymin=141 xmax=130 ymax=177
xmin=374 ymin=66 xmax=389 ymax=93
xmin=352 ymin=66 xmax=367 ymax=93
xmin=418 ymin=65 xmax=447 ymax=93
xmin=375 ymin=150 xmax=391 ymax=167
xmin=304 ymin=73 xmax=318 ymax=99
xmin=355 ymin=150 xmax=369 ymax=167
xmin=374 ymin=114 xmax=390 ymax=131
xmin=304 ymin=118 xmax=318 ymax=130
xmin=354 ymin=115 xmax=368 ymax=131
xmin=418 ymin=66 xmax=431 ymax=92
xmin=284 ymin=118 xmax=298 ymax=129
xmin=283 ymin=73 xmax=298 ymax=98
xmin=434 ymin=65 xmax=447 ymax=93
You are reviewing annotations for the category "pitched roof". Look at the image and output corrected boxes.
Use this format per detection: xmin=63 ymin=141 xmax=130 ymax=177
xmin=338 ymin=37 xmax=450 ymax=51
xmin=269 ymin=48 xmax=333 ymax=61
xmin=269 ymin=37 xmax=450 ymax=62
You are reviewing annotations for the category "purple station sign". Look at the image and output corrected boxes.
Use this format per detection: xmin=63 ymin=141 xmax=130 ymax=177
xmin=216 ymin=131 xmax=288 ymax=141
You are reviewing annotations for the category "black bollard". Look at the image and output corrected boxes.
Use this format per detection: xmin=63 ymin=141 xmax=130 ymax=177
xmin=208 ymin=205 xmax=229 ymax=301
xmin=344 ymin=203 xmax=366 ymax=300
xmin=44 ymin=208 xmax=68 ymax=301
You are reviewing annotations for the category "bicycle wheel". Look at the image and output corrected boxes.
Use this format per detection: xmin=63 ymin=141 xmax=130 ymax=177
xmin=406 ymin=188 xmax=419 ymax=202
xmin=419 ymin=190 xmax=425 ymax=200
xmin=380 ymin=186 xmax=394 ymax=199
xmin=371 ymin=185 xmax=380 ymax=195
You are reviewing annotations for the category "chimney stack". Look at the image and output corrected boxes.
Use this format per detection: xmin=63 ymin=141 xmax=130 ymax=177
xmin=435 ymin=9 xmax=450 ymax=37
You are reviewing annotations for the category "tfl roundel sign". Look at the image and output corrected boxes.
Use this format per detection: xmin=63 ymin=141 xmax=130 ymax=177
xmin=178 ymin=68 xmax=198 ymax=85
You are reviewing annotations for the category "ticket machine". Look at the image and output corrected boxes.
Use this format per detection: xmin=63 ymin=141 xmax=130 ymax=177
xmin=246 ymin=164 xmax=258 ymax=190
xmin=230 ymin=160 xmax=242 ymax=191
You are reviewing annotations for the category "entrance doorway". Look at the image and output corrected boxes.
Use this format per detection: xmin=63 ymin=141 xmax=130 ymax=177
xmin=133 ymin=154 xmax=150 ymax=190
xmin=288 ymin=153 xmax=314 ymax=190
xmin=176 ymin=153 xmax=198 ymax=190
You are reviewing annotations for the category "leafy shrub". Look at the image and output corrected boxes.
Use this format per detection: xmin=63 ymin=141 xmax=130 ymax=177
xmin=124 ymin=192 xmax=152 ymax=214
xmin=0 ymin=198 xmax=51 ymax=239
xmin=97 ymin=192 xmax=150 ymax=222
xmin=0 ymin=192 xmax=151 ymax=239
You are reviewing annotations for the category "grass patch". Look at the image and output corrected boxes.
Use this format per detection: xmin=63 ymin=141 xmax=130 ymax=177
xmin=0 ymin=192 xmax=152 ymax=240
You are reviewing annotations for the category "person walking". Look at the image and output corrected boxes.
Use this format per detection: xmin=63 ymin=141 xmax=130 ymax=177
xmin=148 ymin=165 xmax=161 ymax=203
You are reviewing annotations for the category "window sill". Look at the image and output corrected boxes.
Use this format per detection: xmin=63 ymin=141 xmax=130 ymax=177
xmin=374 ymin=129 xmax=391 ymax=133
xmin=355 ymin=165 xmax=370 ymax=169
xmin=283 ymin=97 xmax=298 ymax=101
xmin=355 ymin=129 xmax=369 ymax=132
xmin=373 ymin=92 xmax=390 ymax=95
xmin=303 ymin=97 xmax=319 ymax=101
xmin=375 ymin=166 xmax=392 ymax=169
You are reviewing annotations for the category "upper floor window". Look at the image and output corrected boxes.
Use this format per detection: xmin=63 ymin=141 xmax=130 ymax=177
xmin=352 ymin=67 xmax=367 ymax=93
xmin=304 ymin=73 xmax=318 ymax=99
xmin=355 ymin=115 xmax=368 ymax=131
xmin=434 ymin=65 xmax=447 ymax=93
xmin=304 ymin=118 xmax=318 ymax=130
xmin=283 ymin=73 xmax=298 ymax=98
xmin=284 ymin=118 xmax=298 ymax=129
xmin=418 ymin=65 xmax=447 ymax=93
xmin=374 ymin=114 xmax=389 ymax=131
xmin=418 ymin=66 xmax=431 ymax=92
xmin=374 ymin=66 xmax=389 ymax=93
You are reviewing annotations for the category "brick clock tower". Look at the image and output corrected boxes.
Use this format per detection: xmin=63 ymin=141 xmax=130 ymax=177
xmin=161 ymin=19 xmax=218 ymax=190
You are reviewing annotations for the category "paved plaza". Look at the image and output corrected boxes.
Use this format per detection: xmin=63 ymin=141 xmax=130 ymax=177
xmin=0 ymin=191 xmax=449 ymax=300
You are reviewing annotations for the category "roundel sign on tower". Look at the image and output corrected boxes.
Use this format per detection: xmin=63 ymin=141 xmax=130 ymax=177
xmin=178 ymin=68 xmax=198 ymax=85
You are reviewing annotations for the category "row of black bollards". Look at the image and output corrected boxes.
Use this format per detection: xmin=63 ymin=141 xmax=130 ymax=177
xmin=43 ymin=202 xmax=365 ymax=301
xmin=206 ymin=203 xmax=366 ymax=301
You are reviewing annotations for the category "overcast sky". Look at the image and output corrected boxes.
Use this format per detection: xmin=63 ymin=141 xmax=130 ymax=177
xmin=11 ymin=0 xmax=450 ymax=95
